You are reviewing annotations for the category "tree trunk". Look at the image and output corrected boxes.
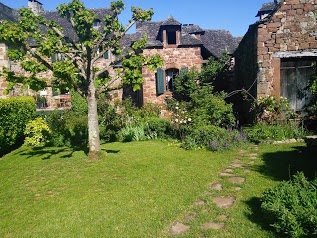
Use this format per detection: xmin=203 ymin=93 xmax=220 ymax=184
xmin=87 ymin=80 xmax=101 ymax=160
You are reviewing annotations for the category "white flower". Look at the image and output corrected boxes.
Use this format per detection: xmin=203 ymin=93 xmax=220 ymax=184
xmin=188 ymin=118 xmax=192 ymax=122
xmin=175 ymin=119 xmax=179 ymax=123
xmin=175 ymin=106 xmax=179 ymax=110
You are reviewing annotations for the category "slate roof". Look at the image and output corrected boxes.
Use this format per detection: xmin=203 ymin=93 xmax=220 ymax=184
xmin=0 ymin=3 xmax=19 ymax=22
xmin=124 ymin=17 xmax=239 ymax=58
xmin=201 ymin=30 xmax=240 ymax=58
xmin=161 ymin=16 xmax=181 ymax=26
xmin=182 ymin=24 xmax=204 ymax=34
xmin=255 ymin=2 xmax=278 ymax=17
xmin=0 ymin=3 xmax=111 ymax=42
xmin=42 ymin=8 xmax=111 ymax=42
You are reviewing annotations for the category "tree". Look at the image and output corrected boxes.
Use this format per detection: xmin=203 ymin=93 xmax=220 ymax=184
xmin=0 ymin=0 xmax=162 ymax=159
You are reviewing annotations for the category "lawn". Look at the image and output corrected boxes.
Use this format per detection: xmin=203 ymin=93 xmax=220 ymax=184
xmin=0 ymin=140 xmax=315 ymax=238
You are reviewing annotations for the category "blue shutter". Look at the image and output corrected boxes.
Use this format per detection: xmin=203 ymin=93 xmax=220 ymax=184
xmin=180 ymin=67 xmax=188 ymax=74
xmin=156 ymin=68 xmax=164 ymax=95
xmin=103 ymin=51 xmax=109 ymax=59
xmin=51 ymin=54 xmax=56 ymax=63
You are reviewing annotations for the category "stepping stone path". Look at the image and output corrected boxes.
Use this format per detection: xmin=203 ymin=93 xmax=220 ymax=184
xmin=229 ymin=177 xmax=246 ymax=184
xmin=202 ymin=222 xmax=225 ymax=230
xmin=168 ymin=145 xmax=259 ymax=236
xmin=210 ymin=182 xmax=223 ymax=191
xmin=193 ymin=200 xmax=205 ymax=206
xmin=168 ymin=222 xmax=190 ymax=235
xmin=213 ymin=196 xmax=236 ymax=208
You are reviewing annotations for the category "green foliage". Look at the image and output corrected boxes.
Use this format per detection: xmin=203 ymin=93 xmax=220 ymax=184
xmin=243 ymin=122 xmax=307 ymax=143
xmin=45 ymin=110 xmax=88 ymax=148
xmin=199 ymin=53 xmax=230 ymax=86
xmin=24 ymin=117 xmax=51 ymax=147
xmin=306 ymin=63 xmax=317 ymax=116
xmin=173 ymin=68 xmax=199 ymax=101
xmin=261 ymin=172 xmax=317 ymax=238
xmin=0 ymin=96 xmax=36 ymax=155
xmin=118 ymin=125 xmax=145 ymax=142
xmin=255 ymin=96 xmax=295 ymax=123
xmin=70 ymin=89 xmax=88 ymax=114
xmin=181 ymin=125 xmax=247 ymax=151
xmin=143 ymin=118 xmax=172 ymax=139
xmin=190 ymin=87 xmax=235 ymax=127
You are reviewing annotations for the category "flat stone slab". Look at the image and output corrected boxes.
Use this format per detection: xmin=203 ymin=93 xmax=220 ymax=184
xmin=234 ymin=186 xmax=242 ymax=191
xmin=230 ymin=163 xmax=244 ymax=168
xmin=168 ymin=222 xmax=190 ymax=235
xmin=193 ymin=200 xmax=205 ymax=206
xmin=239 ymin=149 xmax=246 ymax=154
xmin=249 ymin=153 xmax=257 ymax=157
xmin=213 ymin=196 xmax=236 ymax=208
xmin=220 ymin=172 xmax=234 ymax=177
xmin=210 ymin=182 xmax=223 ymax=191
xmin=223 ymin=168 xmax=234 ymax=173
xmin=247 ymin=161 xmax=254 ymax=165
xmin=202 ymin=222 xmax=225 ymax=230
xmin=244 ymin=169 xmax=251 ymax=173
xmin=229 ymin=177 xmax=246 ymax=183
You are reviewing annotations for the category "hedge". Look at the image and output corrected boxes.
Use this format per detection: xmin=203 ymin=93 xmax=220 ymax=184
xmin=0 ymin=96 xmax=36 ymax=155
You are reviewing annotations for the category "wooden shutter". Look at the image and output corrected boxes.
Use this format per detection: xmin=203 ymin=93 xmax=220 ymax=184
xmin=156 ymin=68 xmax=164 ymax=95
xmin=103 ymin=51 xmax=109 ymax=59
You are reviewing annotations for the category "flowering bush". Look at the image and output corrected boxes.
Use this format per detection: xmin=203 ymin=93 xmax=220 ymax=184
xmin=24 ymin=117 xmax=51 ymax=147
xmin=254 ymin=96 xmax=294 ymax=123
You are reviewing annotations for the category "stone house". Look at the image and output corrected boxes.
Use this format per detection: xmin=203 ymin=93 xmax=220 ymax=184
xmin=234 ymin=0 xmax=317 ymax=123
xmin=119 ymin=17 xmax=239 ymax=108
xmin=0 ymin=0 xmax=239 ymax=110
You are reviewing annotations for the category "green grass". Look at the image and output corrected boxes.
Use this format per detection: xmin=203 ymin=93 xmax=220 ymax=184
xmin=0 ymin=141 xmax=316 ymax=237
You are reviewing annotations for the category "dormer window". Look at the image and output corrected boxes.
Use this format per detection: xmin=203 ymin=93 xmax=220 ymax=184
xmin=167 ymin=30 xmax=177 ymax=45
xmin=93 ymin=19 xmax=101 ymax=29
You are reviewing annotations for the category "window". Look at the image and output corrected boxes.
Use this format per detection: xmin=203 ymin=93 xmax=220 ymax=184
xmin=280 ymin=57 xmax=315 ymax=112
xmin=93 ymin=19 xmax=101 ymax=29
xmin=165 ymin=68 xmax=179 ymax=91
xmin=167 ymin=31 xmax=177 ymax=45
xmin=156 ymin=68 xmax=182 ymax=95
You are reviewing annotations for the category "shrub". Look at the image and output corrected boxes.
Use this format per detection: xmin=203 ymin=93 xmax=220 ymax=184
xmin=143 ymin=118 xmax=172 ymax=139
xmin=244 ymin=122 xmax=307 ymax=143
xmin=189 ymin=87 xmax=236 ymax=128
xmin=24 ymin=117 xmax=51 ymax=147
xmin=261 ymin=172 xmax=317 ymax=238
xmin=0 ymin=96 xmax=36 ymax=155
xmin=182 ymin=125 xmax=247 ymax=151
xmin=45 ymin=110 xmax=88 ymax=148
xmin=254 ymin=96 xmax=295 ymax=123
xmin=118 ymin=126 xmax=145 ymax=142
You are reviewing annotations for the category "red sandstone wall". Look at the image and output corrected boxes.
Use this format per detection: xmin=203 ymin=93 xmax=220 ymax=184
xmin=257 ymin=0 xmax=317 ymax=97
xmin=142 ymin=47 xmax=202 ymax=107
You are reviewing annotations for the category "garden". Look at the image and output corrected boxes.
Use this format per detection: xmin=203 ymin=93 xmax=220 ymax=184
xmin=1 ymin=57 xmax=317 ymax=237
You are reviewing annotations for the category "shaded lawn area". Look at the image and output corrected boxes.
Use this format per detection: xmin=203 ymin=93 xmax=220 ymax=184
xmin=0 ymin=141 xmax=315 ymax=238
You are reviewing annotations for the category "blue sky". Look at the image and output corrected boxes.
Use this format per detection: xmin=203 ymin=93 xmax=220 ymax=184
xmin=1 ymin=0 xmax=271 ymax=36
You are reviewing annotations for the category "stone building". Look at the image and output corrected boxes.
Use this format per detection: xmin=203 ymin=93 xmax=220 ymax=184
xmin=0 ymin=1 xmax=239 ymax=109
xmin=120 ymin=17 xmax=239 ymax=107
xmin=234 ymin=0 xmax=317 ymax=123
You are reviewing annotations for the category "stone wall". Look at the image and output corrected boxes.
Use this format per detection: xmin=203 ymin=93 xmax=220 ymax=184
xmin=0 ymin=43 xmax=9 ymax=98
xmin=142 ymin=47 xmax=202 ymax=108
xmin=257 ymin=0 xmax=317 ymax=98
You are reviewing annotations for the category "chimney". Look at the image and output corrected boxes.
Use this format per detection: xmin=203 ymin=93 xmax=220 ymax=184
xmin=28 ymin=0 xmax=44 ymax=15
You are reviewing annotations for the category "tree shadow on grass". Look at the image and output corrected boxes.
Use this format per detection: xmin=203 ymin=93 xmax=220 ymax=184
xmin=19 ymin=145 xmax=89 ymax=160
xmin=244 ymin=144 xmax=317 ymax=235
xmin=254 ymin=145 xmax=317 ymax=181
